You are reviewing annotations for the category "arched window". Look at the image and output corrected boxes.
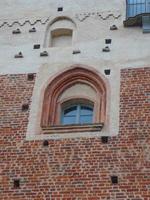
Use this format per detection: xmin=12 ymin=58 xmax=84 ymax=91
xmin=41 ymin=66 xmax=107 ymax=133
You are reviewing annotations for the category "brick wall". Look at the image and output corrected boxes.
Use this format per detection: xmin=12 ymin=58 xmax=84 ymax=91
xmin=0 ymin=68 xmax=150 ymax=200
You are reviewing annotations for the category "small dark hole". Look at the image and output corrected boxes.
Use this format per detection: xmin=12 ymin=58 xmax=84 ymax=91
xmin=29 ymin=27 xmax=36 ymax=33
xmin=102 ymin=46 xmax=110 ymax=52
xmin=14 ymin=179 xmax=20 ymax=188
xmin=22 ymin=104 xmax=29 ymax=111
xmin=12 ymin=29 xmax=21 ymax=34
xmin=110 ymin=25 xmax=118 ymax=30
xmin=105 ymin=39 xmax=112 ymax=44
xmin=40 ymin=51 xmax=48 ymax=57
xmin=27 ymin=74 xmax=34 ymax=81
xmin=111 ymin=176 xmax=118 ymax=184
xmin=33 ymin=44 xmax=40 ymax=49
xmin=43 ymin=140 xmax=49 ymax=147
xmin=14 ymin=52 xmax=23 ymax=58
xmin=72 ymin=50 xmax=81 ymax=54
xmin=101 ymin=136 xmax=109 ymax=143
xmin=58 ymin=7 xmax=63 ymax=11
xmin=104 ymin=69 xmax=111 ymax=75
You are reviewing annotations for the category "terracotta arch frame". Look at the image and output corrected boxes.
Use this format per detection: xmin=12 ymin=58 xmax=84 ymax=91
xmin=41 ymin=66 xmax=107 ymax=127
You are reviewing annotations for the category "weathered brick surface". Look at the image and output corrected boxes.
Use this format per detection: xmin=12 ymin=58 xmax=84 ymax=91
xmin=0 ymin=68 xmax=150 ymax=200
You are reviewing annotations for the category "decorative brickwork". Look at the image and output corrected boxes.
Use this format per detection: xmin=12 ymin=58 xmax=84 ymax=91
xmin=0 ymin=68 xmax=150 ymax=199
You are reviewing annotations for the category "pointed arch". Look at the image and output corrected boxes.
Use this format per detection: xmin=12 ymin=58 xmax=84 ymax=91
xmin=41 ymin=66 xmax=107 ymax=127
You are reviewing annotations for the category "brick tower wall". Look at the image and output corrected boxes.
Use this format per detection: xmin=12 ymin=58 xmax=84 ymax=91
xmin=0 ymin=68 xmax=150 ymax=199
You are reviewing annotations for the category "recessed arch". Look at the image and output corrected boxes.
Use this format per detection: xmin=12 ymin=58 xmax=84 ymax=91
xmin=44 ymin=16 xmax=76 ymax=47
xmin=41 ymin=66 xmax=107 ymax=127
xmin=49 ymin=16 xmax=76 ymax=28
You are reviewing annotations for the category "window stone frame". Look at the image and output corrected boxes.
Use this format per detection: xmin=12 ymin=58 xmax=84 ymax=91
xmin=41 ymin=66 xmax=107 ymax=133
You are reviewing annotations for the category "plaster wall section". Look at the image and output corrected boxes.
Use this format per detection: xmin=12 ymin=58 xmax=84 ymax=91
xmin=0 ymin=0 xmax=124 ymax=19
xmin=0 ymin=0 xmax=149 ymax=75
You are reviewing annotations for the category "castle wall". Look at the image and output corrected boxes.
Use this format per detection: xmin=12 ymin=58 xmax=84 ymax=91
xmin=0 ymin=0 xmax=150 ymax=199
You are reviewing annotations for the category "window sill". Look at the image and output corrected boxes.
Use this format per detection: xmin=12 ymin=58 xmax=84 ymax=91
xmin=41 ymin=123 xmax=104 ymax=134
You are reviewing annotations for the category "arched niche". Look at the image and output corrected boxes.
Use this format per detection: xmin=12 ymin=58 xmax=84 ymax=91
xmin=44 ymin=16 xmax=76 ymax=47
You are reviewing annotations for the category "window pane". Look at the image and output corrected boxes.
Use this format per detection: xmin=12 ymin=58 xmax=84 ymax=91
xmin=62 ymin=103 xmax=94 ymax=125
xmin=80 ymin=106 xmax=93 ymax=115
xmin=127 ymin=0 xmax=147 ymax=17
xmin=63 ymin=116 xmax=76 ymax=125
xmin=64 ymin=106 xmax=77 ymax=116
xmin=79 ymin=115 xmax=93 ymax=124
xmin=128 ymin=0 xmax=145 ymax=4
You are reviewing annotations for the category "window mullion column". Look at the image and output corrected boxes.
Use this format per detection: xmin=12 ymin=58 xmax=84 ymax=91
xmin=76 ymin=105 xmax=80 ymax=124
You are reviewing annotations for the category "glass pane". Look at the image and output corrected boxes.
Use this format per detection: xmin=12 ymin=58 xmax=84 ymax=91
xmin=80 ymin=106 xmax=93 ymax=115
xmin=79 ymin=115 xmax=93 ymax=124
xmin=63 ymin=116 xmax=76 ymax=125
xmin=64 ymin=106 xmax=77 ymax=116
xmin=128 ymin=0 xmax=145 ymax=4
xmin=127 ymin=0 xmax=147 ymax=17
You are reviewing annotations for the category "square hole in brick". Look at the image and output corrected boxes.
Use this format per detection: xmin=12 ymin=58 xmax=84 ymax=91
xmin=13 ymin=179 xmax=20 ymax=188
xmin=33 ymin=44 xmax=40 ymax=49
xmin=101 ymin=136 xmax=109 ymax=144
xmin=22 ymin=104 xmax=29 ymax=111
xmin=58 ymin=7 xmax=63 ymax=11
xmin=104 ymin=69 xmax=111 ymax=75
xmin=43 ymin=140 xmax=49 ymax=147
xmin=111 ymin=176 xmax=118 ymax=184
xmin=105 ymin=39 xmax=112 ymax=44
xmin=27 ymin=74 xmax=34 ymax=81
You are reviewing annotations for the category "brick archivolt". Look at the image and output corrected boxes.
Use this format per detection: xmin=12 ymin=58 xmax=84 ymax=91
xmin=41 ymin=66 xmax=107 ymax=127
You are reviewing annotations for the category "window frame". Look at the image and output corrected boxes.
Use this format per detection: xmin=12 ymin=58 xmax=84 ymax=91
xmin=61 ymin=102 xmax=94 ymax=125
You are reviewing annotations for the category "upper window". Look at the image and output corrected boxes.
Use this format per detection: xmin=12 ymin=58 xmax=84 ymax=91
xmin=62 ymin=103 xmax=93 ymax=125
xmin=124 ymin=0 xmax=150 ymax=29
xmin=126 ymin=0 xmax=148 ymax=18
